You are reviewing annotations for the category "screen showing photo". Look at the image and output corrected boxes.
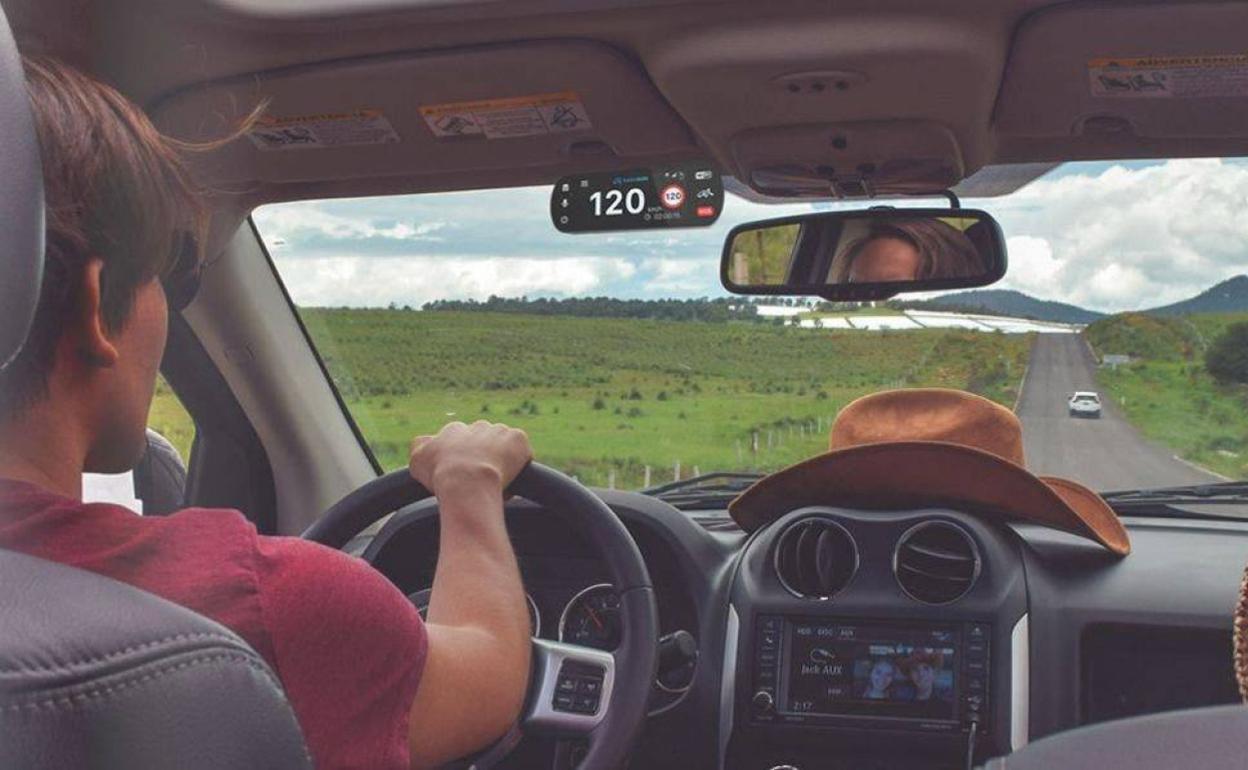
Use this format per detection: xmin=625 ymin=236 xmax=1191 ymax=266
xmin=784 ymin=621 xmax=959 ymax=722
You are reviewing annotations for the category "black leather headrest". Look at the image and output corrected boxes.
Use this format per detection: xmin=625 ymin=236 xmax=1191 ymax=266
xmin=0 ymin=548 xmax=313 ymax=769
xmin=0 ymin=4 xmax=45 ymax=370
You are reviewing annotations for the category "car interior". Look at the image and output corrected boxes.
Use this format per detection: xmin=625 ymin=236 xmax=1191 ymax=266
xmin=3 ymin=1 xmax=1248 ymax=769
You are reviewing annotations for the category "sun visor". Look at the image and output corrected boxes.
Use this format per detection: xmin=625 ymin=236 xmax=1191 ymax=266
xmin=731 ymin=121 xmax=964 ymax=198
xmin=997 ymin=2 xmax=1248 ymax=139
xmin=648 ymin=17 xmax=1000 ymax=196
xmin=153 ymin=40 xmax=697 ymax=188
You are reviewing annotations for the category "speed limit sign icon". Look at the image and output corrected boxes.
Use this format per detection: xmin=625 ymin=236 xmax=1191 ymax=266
xmin=659 ymin=183 xmax=686 ymax=210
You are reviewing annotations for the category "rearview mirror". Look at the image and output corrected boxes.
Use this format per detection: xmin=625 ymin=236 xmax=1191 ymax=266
xmin=721 ymin=208 xmax=1006 ymax=300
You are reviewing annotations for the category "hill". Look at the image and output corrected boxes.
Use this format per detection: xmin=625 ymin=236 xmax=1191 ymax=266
xmin=1084 ymin=311 xmax=1248 ymax=479
xmin=1084 ymin=313 xmax=1201 ymax=361
xmin=898 ymin=289 xmax=1104 ymax=324
xmin=1145 ymin=275 xmax=1248 ymax=317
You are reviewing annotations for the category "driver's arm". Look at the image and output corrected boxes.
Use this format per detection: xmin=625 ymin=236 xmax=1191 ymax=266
xmin=406 ymin=421 xmax=534 ymax=769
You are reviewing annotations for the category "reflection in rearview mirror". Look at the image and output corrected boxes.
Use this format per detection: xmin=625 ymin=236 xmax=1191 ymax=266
xmin=829 ymin=217 xmax=987 ymax=283
xmin=722 ymin=209 xmax=1006 ymax=301
xmin=728 ymin=223 xmax=800 ymax=286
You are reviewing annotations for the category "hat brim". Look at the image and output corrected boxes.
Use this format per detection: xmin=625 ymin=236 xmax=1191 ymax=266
xmin=728 ymin=441 xmax=1130 ymax=556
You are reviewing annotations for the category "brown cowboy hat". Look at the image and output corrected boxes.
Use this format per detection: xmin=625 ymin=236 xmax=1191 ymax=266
xmin=728 ymin=388 xmax=1130 ymax=556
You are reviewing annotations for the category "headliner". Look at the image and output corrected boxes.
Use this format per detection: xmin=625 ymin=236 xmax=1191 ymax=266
xmin=5 ymin=0 xmax=1247 ymax=206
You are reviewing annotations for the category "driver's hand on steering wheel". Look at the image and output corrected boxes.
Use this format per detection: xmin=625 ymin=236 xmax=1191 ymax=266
xmin=404 ymin=421 xmax=535 ymax=769
xmin=408 ymin=420 xmax=533 ymax=501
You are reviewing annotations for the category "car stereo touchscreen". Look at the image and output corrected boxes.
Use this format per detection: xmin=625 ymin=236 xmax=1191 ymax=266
xmin=753 ymin=616 xmax=990 ymax=733
xmin=786 ymin=621 xmax=958 ymax=719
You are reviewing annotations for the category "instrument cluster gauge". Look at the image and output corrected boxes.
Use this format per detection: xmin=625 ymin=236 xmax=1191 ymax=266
xmin=558 ymin=583 xmax=622 ymax=651
xmin=407 ymin=588 xmax=541 ymax=638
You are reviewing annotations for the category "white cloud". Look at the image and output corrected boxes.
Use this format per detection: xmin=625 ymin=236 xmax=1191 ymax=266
xmin=257 ymin=204 xmax=448 ymax=245
xmin=1001 ymin=235 xmax=1063 ymax=297
xmin=984 ymin=158 xmax=1248 ymax=311
xmin=639 ymin=258 xmax=711 ymax=293
xmin=276 ymin=255 xmax=637 ymax=307
xmin=256 ymin=158 xmax=1248 ymax=310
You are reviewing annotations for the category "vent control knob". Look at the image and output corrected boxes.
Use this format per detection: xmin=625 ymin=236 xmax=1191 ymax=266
xmin=752 ymin=690 xmax=775 ymax=715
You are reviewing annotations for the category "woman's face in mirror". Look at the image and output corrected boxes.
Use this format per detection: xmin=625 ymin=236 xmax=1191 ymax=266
xmin=846 ymin=236 xmax=922 ymax=283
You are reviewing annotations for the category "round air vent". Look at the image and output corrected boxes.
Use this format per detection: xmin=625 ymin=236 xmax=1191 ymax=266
xmin=773 ymin=517 xmax=858 ymax=599
xmin=893 ymin=521 xmax=980 ymax=604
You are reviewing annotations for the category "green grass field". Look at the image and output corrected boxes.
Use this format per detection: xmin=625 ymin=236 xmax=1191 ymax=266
xmin=1087 ymin=312 xmax=1248 ymax=480
xmin=150 ymin=310 xmax=1032 ymax=489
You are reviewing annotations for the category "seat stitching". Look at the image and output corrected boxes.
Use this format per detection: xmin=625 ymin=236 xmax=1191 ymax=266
xmin=0 ymin=632 xmax=241 ymax=676
xmin=3 ymin=651 xmax=314 ymax=766
xmin=2 ymin=652 xmax=278 ymax=712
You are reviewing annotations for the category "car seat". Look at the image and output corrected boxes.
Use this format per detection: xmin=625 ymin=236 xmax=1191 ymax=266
xmin=0 ymin=6 xmax=312 ymax=767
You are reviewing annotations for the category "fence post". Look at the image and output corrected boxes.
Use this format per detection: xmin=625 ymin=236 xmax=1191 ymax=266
xmin=693 ymin=465 xmax=701 ymax=477
xmin=673 ymin=461 xmax=681 ymax=481
xmin=608 ymin=469 xmax=616 ymax=490
xmin=752 ymin=432 xmax=759 ymax=454
xmin=643 ymin=465 xmax=651 ymax=487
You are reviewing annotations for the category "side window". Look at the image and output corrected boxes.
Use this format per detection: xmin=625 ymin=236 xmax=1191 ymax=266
xmin=81 ymin=376 xmax=195 ymax=514
xmin=148 ymin=374 xmax=196 ymax=462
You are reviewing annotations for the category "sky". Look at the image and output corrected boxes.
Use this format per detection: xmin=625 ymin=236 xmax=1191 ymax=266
xmin=254 ymin=158 xmax=1248 ymax=313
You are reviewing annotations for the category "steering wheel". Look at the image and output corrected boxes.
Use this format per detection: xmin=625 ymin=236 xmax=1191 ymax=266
xmin=303 ymin=463 xmax=659 ymax=770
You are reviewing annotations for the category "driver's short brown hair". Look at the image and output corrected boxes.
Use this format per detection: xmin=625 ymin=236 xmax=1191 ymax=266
xmin=0 ymin=56 xmax=206 ymax=421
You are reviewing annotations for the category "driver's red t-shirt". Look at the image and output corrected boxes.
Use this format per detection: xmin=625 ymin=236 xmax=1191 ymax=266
xmin=0 ymin=478 xmax=428 ymax=770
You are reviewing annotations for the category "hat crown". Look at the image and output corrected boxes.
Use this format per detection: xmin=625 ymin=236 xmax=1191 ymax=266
xmin=830 ymin=389 xmax=1026 ymax=467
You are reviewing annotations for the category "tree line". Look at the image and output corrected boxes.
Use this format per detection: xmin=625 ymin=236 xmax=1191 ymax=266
xmin=421 ymin=295 xmax=761 ymax=322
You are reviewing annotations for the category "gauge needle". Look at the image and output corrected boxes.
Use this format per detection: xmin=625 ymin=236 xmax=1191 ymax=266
xmin=586 ymin=606 xmax=605 ymax=632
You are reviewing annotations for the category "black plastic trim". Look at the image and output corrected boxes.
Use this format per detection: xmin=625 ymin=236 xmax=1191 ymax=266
xmin=161 ymin=312 xmax=277 ymax=532
xmin=246 ymin=216 xmax=383 ymax=475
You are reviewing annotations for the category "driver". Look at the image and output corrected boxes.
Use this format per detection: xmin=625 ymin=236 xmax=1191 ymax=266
xmin=829 ymin=218 xmax=985 ymax=283
xmin=0 ymin=57 xmax=533 ymax=770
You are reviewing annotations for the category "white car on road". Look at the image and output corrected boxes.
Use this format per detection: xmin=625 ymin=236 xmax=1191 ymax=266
xmin=1069 ymin=391 xmax=1103 ymax=418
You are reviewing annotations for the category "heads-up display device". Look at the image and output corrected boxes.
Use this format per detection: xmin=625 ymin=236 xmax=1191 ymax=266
xmin=551 ymin=164 xmax=724 ymax=233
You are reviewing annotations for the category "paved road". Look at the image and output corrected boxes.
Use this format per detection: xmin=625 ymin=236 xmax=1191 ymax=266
xmin=1015 ymin=334 xmax=1221 ymax=492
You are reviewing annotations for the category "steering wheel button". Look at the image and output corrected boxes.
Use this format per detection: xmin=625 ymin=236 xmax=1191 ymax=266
xmin=561 ymin=660 xmax=605 ymax=678
xmin=557 ymin=677 xmax=578 ymax=693
xmin=553 ymin=692 xmax=576 ymax=711
xmin=580 ymin=678 xmax=602 ymax=695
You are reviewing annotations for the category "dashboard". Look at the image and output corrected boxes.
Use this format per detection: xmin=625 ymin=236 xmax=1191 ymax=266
xmin=360 ymin=491 xmax=1246 ymax=770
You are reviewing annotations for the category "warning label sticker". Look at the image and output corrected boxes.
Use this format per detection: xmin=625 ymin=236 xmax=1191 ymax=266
xmin=249 ymin=109 xmax=400 ymax=151
xmin=1089 ymin=54 xmax=1248 ymax=98
xmin=420 ymin=92 xmax=592 ymax=139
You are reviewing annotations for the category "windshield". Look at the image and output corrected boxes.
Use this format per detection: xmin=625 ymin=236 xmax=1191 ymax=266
xmin=245 ymin=159 xmax=1248 ymax=494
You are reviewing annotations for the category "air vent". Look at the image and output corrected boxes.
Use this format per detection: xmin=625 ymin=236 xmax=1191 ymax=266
xmin=893 ymin=521 xmax=980 ymax=604
xmin=773 ymin=517 xmax=858 ymax=599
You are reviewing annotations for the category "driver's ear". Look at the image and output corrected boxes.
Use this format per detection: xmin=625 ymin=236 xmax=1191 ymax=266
xmin=71 ymin=257 xmax=121 ymax=368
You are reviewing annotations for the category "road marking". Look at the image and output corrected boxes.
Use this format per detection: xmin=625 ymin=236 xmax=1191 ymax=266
xmin=1013 ymin=334 xmax=1033 ymax=411
xmin=1171 ymin=454 xmax=1232 ymax=482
